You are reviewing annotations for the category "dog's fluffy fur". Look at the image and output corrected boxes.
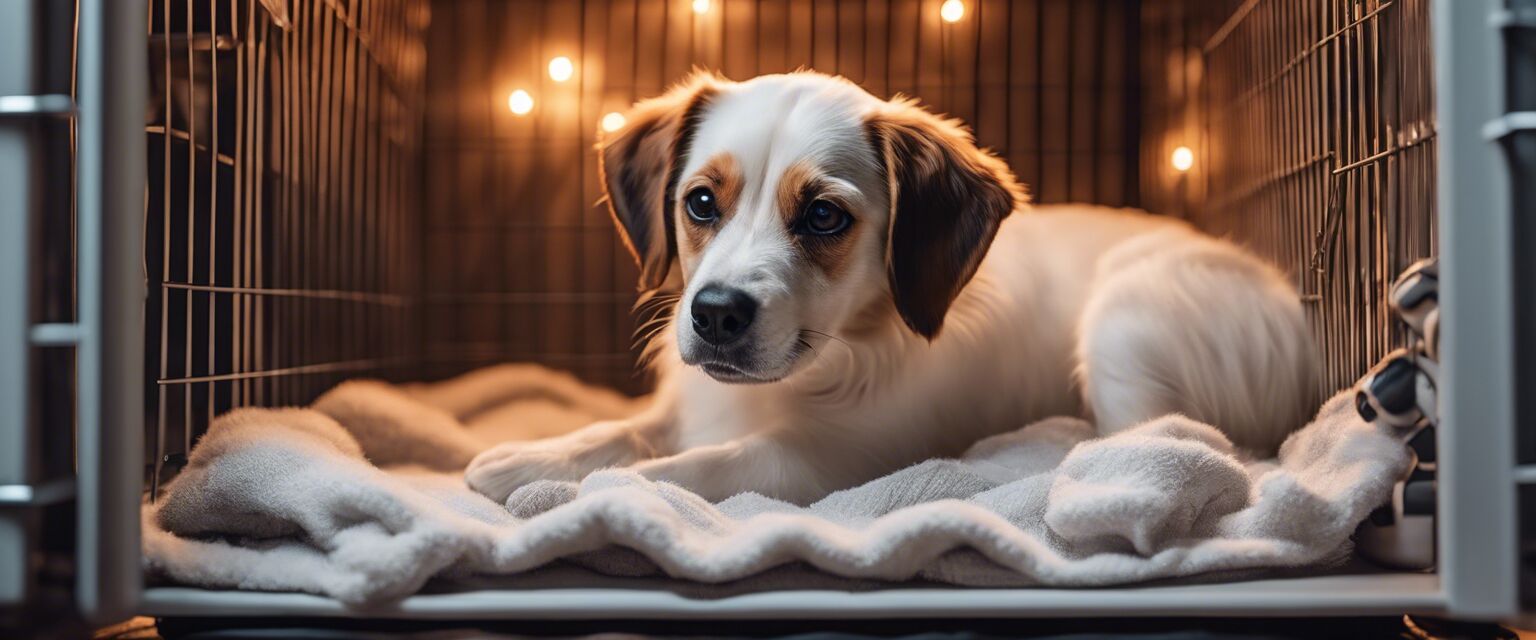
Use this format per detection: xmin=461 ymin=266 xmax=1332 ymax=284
xmin=465 ymin=72 xmax=1319 ymax=505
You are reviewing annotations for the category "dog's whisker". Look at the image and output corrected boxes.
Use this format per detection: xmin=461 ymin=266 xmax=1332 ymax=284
xmin=632 ymin=315 xmax=673 ymax=335
xmin=634 ymin=299 xmax=680 ymax=317
xmin=631 ymin=330 xmax=666 ymax=350
xmin=631 ymin=313 xmax=676 ymax=344
xmin=632 ymin=296 xmax=681 ymax=320
xmin=800 ymin=328 xmax=852 ymax=353
xmin=634 ymin=306 xmax=678 ymax=326
xmin=631 ymin=323 xmax=672 ymax=350
xmin=629 ymin=294 xmax=683 ymax=356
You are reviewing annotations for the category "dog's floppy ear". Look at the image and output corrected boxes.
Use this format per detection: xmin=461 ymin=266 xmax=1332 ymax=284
xmin=598 ymin=74 xmax=720 ymax=291
xmin=867 ymin=100 xmax=1025 ymax=340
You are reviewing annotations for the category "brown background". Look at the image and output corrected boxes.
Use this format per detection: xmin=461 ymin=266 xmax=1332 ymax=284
xmin=419 ymin=0 xmax=1145 ymax=393
xmin=140 ymin=0 xmax=1437 ymax=476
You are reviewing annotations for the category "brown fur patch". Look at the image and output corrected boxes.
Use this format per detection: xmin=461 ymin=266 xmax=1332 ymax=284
xmin=866 ymin=100 xmax=1024 ymax=339
xmin=775 ymin=161 xmax=821 ymax=226
xmin=776 ymin=160 xmax=858 ymax=279
xmin=597 ymin=72 xmax=721 ymax=291
xmin=677 ymin=152 xmax=742 ymax=254
xmin=798 ymin=219 xmax=859 ymax=280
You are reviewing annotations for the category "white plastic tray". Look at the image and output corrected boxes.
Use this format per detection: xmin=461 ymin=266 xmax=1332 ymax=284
xmin=139 ymin=572 xmax=1444 ymax=620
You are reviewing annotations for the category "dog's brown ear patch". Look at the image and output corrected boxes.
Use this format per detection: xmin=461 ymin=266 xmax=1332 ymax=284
xmin=868 ymin=101 xmax=1025 ymax=340
xmin=598 ymin=74 xmax=719 ymax=291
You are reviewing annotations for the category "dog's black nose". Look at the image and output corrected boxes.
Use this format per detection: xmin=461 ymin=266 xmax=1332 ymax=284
xmin=690 ymin=285 xmax=757 ymax=345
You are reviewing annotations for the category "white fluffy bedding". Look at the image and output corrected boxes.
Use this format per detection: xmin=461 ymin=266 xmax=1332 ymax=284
xmin=141 ymin=364 xmax=1410 ymax=605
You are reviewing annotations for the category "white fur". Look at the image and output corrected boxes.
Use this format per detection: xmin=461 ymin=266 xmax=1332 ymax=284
xmin=466 ymin=74 xmax=1320 ymax=505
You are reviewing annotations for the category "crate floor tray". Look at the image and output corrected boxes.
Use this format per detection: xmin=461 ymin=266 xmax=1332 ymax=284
xmin=138 ymin=572 xmax=1444 ymax=620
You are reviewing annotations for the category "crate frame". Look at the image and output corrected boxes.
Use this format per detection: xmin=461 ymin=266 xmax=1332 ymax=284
xmin=0 ymin=0 xmax=1527 ymax=625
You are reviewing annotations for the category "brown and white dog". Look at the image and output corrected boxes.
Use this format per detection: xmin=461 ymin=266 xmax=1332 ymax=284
xmin=465 ymin=71 xmax=1319 ymax=505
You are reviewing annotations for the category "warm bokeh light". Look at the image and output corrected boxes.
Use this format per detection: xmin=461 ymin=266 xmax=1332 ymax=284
xmin=508 ymin=89 xmax=534 ymax=115
xmin=940 ymin=0 xmax=965 ymax=23
xmin=601 ymin=111 xmax=627 ymax=133
xmin=548 ymin=56 xmax=574 ymax=82
xmin=692 ymin=0 xmax=710 ymax=14
xmin=1171 ymin=146 xmax=1194 ymax=172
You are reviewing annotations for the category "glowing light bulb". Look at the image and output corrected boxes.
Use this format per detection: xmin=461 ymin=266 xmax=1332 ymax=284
xmin=548 ymin=56 xmax=574 ymax=82
xmin=692 ymin=0 xmax=710 ymax=14
xmin=601 ymin=112 xmax=627 ymax=133
xmin=508 ymin=89 xmax=533 ymax=115
xmin=940 ymin=0 xmax=965 ymax=23
xmin=1171 ymin=146 xmax=1194 ymax=172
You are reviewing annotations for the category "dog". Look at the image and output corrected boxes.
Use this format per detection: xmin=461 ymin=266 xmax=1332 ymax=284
xmin=465 ymin=71 xmax=1320 ymax=505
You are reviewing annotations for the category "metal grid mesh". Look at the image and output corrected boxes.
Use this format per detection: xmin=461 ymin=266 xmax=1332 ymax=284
xmin=1142 ymin=0 xmax=1438 ymax=395
xmin=144 ymin=0 xmax=428 ymax=488
xmin=137 ymin=0 xmax=1440 ymax=489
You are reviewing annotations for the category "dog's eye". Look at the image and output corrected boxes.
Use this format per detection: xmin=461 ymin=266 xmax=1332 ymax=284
xmin=685 ymin=188 xmax=719 ymax=223
xmin=800 ymin=200 xmax=851 ymax=236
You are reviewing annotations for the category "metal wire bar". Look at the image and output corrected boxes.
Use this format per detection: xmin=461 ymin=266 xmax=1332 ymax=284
xmin=144 ymin=125 xmax=235 ymax=165
xmin=1332 ymin=127 xmax=1435 ymax=174
xmin=424 ymin=292 xmax=635 ymax=304
xmin=161 ymin=282 xmax=411 ymax=305
xmin=157 ymin=356 xmax=412 ymax=386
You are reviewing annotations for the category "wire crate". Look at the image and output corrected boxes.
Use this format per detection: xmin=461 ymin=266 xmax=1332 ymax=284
xmin=0 ymin=0 xmax=1529 ymax=627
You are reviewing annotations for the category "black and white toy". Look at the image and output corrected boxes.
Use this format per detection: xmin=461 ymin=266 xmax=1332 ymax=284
xmin=1355 ymin=257 xmax=1439 ymax=570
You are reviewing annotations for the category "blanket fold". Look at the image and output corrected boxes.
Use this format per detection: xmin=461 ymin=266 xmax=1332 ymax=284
xmin=142 ymin=367 xmax=1410 ymax=605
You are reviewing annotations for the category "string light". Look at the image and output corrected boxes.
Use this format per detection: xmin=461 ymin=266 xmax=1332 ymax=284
xmin=692 ymin=0 xmax=710 ymax=14
xmin=940 ymin=0 xmax=964 ymax=23
xmin=1171 ymin=146 xmax=1194 ymax=172
xmin=548 ymin=56 xmax=574 ymax=82
xmin=508 ymin=89 xmax=533 ymax=116
xmin=601 ymin=112 xmax=627 ymax=133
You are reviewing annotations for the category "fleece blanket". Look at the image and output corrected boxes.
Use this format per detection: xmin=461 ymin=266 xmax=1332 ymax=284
xmin=142 ymin=364 xmax=1411 ymax=605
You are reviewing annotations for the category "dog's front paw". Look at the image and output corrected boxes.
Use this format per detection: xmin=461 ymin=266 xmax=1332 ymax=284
xmin=465 ymin=441 xmax=586 ymax=504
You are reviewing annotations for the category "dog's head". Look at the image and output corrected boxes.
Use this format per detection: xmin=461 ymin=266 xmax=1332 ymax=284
xmin=599 ymin=71 xmax=1023 ymax=383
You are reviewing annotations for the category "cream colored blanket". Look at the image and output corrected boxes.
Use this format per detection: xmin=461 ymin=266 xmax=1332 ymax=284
xmin=142 ymin=365 xmax=1409 ymax=605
